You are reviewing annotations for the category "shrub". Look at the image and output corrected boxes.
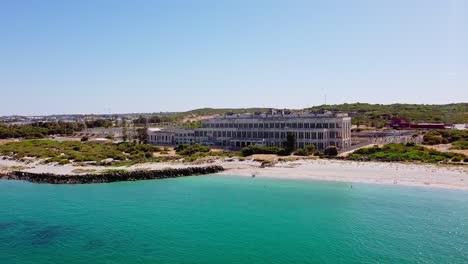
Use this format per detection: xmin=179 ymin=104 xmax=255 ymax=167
xmin=294 ymin=144 xmax=316 ymax=156
xmin=175 ymin=144 xmax=210 ymax=156
xmin=240 ymin=145 xmax=285 ymax=157
xmin=348 ymin=143 xmax=467 ymax=163
xmin=324 ymin=146 xmax=338 ymax=157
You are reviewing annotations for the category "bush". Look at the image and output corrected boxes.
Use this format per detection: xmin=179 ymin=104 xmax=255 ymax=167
xmin=294 ymin=144 xmax=316 ymax=156
xmin=324 ymin=146 xmax=338 ymax=157
xmin=422 ymin=130 xmax=468 ymax=149
xmin=240 ymin=145 xmax=285 ymax=157
xmin=348 ymin=143 xmax=467 ymax=163
xmin=0 ymin=140 xmax=159 ymax=166
xmin=175 ymin=144 xmax=210 ymax=156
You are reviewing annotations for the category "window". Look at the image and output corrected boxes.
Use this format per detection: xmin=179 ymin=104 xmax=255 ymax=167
xmin=298 ymin=123 xmax=303 ymax=129
xmin=304 ymin=123 xmax=309 ymax=129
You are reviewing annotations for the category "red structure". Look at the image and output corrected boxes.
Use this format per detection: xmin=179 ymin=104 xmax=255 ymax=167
xmin=409 ymin=123 xmax=446 ymax=129
xmin=389 ymin=118 xmax=411 ymax=129
xmin=389 ymin=118 xmax=446 ymax=130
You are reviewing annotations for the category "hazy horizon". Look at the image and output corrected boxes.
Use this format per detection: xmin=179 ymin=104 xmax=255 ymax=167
xmin=1 ymin=101 xmax=466 ymax=117
xmin=1 ymin=1 xmax=467 ymax=116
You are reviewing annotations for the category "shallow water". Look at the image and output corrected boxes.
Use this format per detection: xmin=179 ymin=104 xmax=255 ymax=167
xmin=1 ymin=175 xmax=467 ymax=263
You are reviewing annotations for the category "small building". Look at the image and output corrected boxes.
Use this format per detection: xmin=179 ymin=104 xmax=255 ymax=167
xmin=452 ymin=124 xmax=467 ymax=130
xmin=147 ymin=128 xmax=195 ymax=145
xmin=409 ymin=123 xmax=446 ymax=129
xmin=388 ymin=118 xmax=411 ymax=129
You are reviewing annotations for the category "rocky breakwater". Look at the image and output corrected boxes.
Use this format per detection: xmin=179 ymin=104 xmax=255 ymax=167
xmin=0 ymin=166 xmax=224 ymax=184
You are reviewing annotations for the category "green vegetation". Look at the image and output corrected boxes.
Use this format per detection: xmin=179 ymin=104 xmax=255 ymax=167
xmin=283 ymin=133 xmax=296 ymax=155
xmin=85 ymin=119 xmax=113 ymax=128
xmin=0 ymin=119 xmax=116 ymax=139
xmin=294 ymin=144 xmax=319 ymax=156
xmin=324 ymin=146 xmax=338 ymax=157
xmin=422 ymin=130 xmax=468 ymax=150
xmin=348 ymin=143 xmax=466 ymax=163
xmin=174 ymin=144 xmax=211 ymax=156
xmin=240 ymin=146 xmax=286 ymax=157
xmin=307 ymin=103 xmax=468 ymax=128
xmin=181 ymin=121 xmax=202 ymax=129
xmin=133 ymin=115 xmax=177 ymax=125
xmin=0 ymin=122 xmax=84 ymax=139
xmin=0 ymin=140 xmax=160 ymax=165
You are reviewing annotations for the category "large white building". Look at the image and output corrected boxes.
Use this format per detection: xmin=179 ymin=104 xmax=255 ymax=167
xmin=148 ymin=110 xmax=352 ymax=150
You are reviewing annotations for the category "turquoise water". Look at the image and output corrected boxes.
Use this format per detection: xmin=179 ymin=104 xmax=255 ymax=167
xmin=1 ymin=176 xmax=468 ymax=264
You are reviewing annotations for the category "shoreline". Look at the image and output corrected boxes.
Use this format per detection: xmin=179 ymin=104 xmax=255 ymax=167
xmin=215 ymin=159 xmax=468 ymax=191
xmin=1 ymin=157 xmax=467 ymax=190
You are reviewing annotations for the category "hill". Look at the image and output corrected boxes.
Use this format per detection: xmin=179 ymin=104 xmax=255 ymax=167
xmin=306 ymin=103 xmax=468 ymax=128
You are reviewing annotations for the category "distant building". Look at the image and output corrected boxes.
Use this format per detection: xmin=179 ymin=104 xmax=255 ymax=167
xmin=452 ymin=124 xmax=467 ymax=130
xmin=389 ymin=118 xmax=411 ymax=129
xmin=147 ymin=128 xmax=195 ymax=145
xmin=148 ymin=110 xmax=352 ymax=150
xmin=389 ymin=118 xmax=447 ymax=130
xmin=409 ymin=123 xmax=446 ymax=129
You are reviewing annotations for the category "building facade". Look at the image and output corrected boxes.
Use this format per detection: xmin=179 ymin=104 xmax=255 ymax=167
xmin=148 ymin=111 xmax=352 ymax=150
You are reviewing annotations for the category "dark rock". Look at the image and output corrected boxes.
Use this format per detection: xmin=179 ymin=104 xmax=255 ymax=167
xmin=0 ymin=166 xmax=224 ymax=184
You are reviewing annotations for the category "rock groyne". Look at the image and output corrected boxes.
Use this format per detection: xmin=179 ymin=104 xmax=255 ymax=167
xmin=0 ymin=166 xmax=224 ymax=184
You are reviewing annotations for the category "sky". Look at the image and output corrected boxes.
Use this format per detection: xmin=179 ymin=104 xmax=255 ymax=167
xmin=1 ymin=0 xmax=467 ymax=115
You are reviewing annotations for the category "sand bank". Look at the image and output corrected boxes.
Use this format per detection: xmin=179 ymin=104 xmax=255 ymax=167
xmin=1 ymin=157 xmax=467 ymax=190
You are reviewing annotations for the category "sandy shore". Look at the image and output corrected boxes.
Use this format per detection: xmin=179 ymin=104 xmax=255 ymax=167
xmin=1 ymin=157 xmax=467 ymax=190
xmin=216 ymin=159 xmax=468 ymax=191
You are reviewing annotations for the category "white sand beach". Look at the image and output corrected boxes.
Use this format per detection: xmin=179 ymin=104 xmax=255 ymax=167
xmin=1 ymin=157 xmax=467 ymax=190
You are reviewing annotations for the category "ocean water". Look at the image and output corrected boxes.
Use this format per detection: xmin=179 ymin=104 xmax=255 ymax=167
xmin=1 ymin=176 xmax=467 ymax=264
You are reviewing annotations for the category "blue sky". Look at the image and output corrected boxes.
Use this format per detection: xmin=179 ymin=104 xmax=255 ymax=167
xmin=1 ymin=0 xmax=467 ymax=115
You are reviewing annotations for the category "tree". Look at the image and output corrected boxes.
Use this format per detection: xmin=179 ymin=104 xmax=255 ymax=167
xmin=122 ymin=117 xmax=128 ymax=142
xmin=324 ymin=146 xmax=338 ymax=157
xmin=282 ymin=132 xmax=296 ymax=155
xmin=136 ymin=128 xmax=148 ymax=144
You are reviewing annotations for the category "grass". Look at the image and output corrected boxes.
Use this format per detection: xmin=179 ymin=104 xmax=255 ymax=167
xmin=0 ymin=140 xmax=161 ymax=166
xmin=348 ymin=143 xmax=467 ymax=163
xmin=71 ymin=169 xmax=97 ymax=174
xmin=423 ymin=130 xmax=468 ymax=150
xmin=7 ymin=166 xmax=27 ymax=171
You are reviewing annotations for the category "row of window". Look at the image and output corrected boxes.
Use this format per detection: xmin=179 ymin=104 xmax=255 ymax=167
xmin=202 ymin=122 xmax=345 ymax=129
xmin=195 ymin=130 xmax=339 ymax=140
